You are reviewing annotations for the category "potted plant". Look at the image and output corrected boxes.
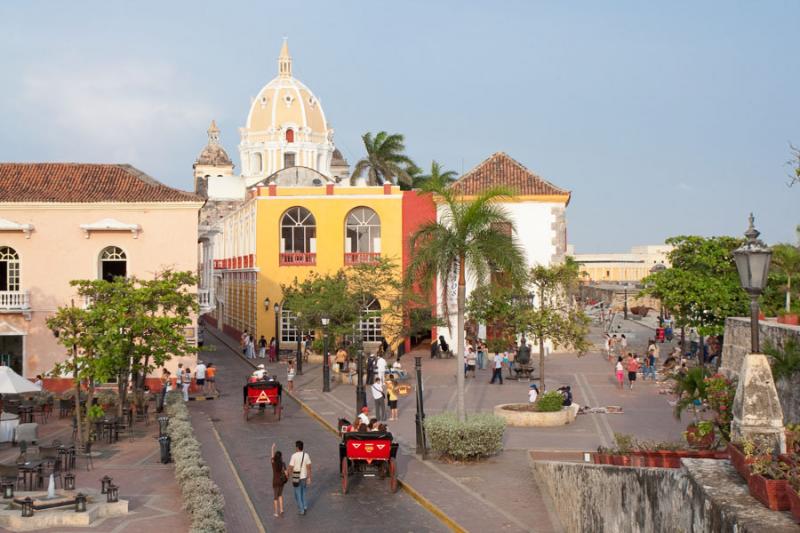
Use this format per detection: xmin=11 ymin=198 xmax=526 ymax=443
xmin=748 ymin=456 xmax=791 ymax=511
xmin=779 ymin=311 xmax=800 ymax=326
xmin=684 ymin=420 xmax=715 ymax=449
xmin=729 ymin=436 xmax=771 ymax=482
xmin=593 ymin=446 xmax=612 ymax=465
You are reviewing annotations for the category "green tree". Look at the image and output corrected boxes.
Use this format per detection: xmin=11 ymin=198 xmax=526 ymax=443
xmin=642 ymin=236 xmax=748 ymax=337
xmin=412 ymin=161 xmax=458 ymax=190
xmin=350 ymin=131 xmax=415 ymax=187
xmin=408 ymin=181 xmax=526 ymax=421
xmin=769 ymin=243 xmax=800 ymax=313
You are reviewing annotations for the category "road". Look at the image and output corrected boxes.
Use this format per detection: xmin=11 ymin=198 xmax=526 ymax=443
xmin=189 ymin=334 xmax=448 ymax=533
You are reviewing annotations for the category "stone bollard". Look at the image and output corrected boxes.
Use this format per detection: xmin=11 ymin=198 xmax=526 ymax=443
xmin=730 ymin=352 xmax=786 ymax=454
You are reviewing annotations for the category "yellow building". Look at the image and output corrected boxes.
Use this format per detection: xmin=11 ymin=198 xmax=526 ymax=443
xmin=570 ymin=245 xmax=671 ymax=283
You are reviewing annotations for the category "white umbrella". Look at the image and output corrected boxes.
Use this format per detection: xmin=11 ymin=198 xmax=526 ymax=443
xmin=0 ymin=366 xmax=40 ymax=394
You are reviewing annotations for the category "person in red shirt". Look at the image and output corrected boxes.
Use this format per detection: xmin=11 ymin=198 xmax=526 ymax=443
xmin=626 ymin=353 xmax=640 ymax=390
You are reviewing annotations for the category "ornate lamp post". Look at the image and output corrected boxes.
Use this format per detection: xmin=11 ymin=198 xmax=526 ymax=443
xmin=107 ymin=484 xmax=119 ymax=503
xmin=414 ymin=356 xmax=428 ymax=459
xmin=100 ymin=475 xmax=112 ymax=495
xmin=2 ymin=481 xmax=13 ymax=499
xmin=733 ymin=214 xmax=773 ymax=353
xmin=64 ymin=472 xmax=76 ymax=491
xmin=20 ymin=497 xmax=33 ymax=517
xmin=623 ymin=284 xmax=629 ymax=320
xmin=274 ymin=302 xmax=281 ymax=360
xmin=74 ymin=493 xmax=87 ymax=513
xmin=321 ymin=316 xmax=330 ymax=392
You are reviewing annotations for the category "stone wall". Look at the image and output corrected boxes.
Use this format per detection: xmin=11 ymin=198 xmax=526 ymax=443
xmin=721 ymin=317 xmax=800 ymax=423
xmin=532 ymin=459 xmax=799 ymax=533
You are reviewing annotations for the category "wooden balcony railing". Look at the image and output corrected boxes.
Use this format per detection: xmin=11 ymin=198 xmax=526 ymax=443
xmin=279 ymin=252 xmax=316 ymax=266
xmin=344 ymin=252 xmax=381 ymax=265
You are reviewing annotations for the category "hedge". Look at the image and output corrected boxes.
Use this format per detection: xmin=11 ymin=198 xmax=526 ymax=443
xmin=535 ymin=391 xmax=564 ymax=412
xmin=424 ymin=412 xmax=505 ymax=460
xmin=165 ymin=392 xmax=226 ymax=533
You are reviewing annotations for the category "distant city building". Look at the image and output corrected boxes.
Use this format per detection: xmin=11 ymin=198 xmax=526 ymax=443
xmin=0 ymin=163 xmax=202 ymax=383
xmin=570 ymin=244 xmax=671 ymax=283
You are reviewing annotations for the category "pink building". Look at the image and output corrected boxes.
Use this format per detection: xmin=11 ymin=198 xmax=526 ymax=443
xmin=0 ymin=163 xmax=203 ymax=387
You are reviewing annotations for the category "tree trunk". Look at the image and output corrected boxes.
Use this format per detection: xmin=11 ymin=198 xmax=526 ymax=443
xmin=85 ymin=381 xmax=95 ymax=447
xmin=680 ymin=326 xmax=686 ymax=356
xmin=787 ymin=276 xmax=792 ymax=313
xmin=539 ymin=336 xmax=545 ymax=393
xmin=456 ymin=258 xmax=466 ymax=422
xmin=70 ymin=345 xmax=84 ymax=447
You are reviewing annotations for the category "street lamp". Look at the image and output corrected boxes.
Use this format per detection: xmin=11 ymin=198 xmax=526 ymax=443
xmin=295 ymin=311 xmax=303 ymax=376
xmin=414 ymin=356 xmax=428 ymax=459
xmin=623 ymin=284 xmax=629 ymax=321
xmin=263 ymin=297 xmax=270 ymax=311
xmin=273 ymin=302 xmax=280 ymax=360
xmin=321 ymin=316 xmax=331 ymax=392
xmin=734 ymin=214 xmax=772 ymax=353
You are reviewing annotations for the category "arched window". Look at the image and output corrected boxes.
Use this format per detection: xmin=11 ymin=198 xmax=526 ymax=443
xmin=0 ymin=246 xmax=20 ymax=291
xmin=100 ymin=246 xmax=127 ymax=282
xmin=280 ymin=207 xmax=316 ymax=265
xmin=357 ymin=296 xmax=382 ymax=342
xmin=345 ymin=207 xmax=381 ymax=265
xmin=285 ymin=128 xmax=294 ymax=143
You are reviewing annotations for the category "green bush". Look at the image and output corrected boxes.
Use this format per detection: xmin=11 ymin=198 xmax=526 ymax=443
xmin=535 ymin=391 xmax=563 ymax=412
xmin=166 ymin=392 xmax=225 ymax=531
xmin=424 ymin=412 xmax=505 ymax=460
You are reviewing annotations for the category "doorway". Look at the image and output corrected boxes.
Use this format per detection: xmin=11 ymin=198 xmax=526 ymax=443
xmin=0 ymin=335 xmax=23 ymax=374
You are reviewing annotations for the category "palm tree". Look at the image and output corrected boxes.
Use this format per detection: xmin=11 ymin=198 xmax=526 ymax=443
xmin=771 ymin=243 xmax=800 ymax=312
xmin=350 ymin=131 xmax=415 ymax=187
xmin=408 ymin=180 xmax=526 ymax=421
xmin=412 ymin=160 xmax=458 ymax=189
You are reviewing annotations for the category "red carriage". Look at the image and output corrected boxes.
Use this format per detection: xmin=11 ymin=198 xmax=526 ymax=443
xmin=242 ymin=379 xmax=282 ymax=421
xmin=338 ymin=423 xmax=399 ymax=494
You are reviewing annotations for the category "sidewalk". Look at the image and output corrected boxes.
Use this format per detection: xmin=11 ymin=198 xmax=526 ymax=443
xmin=0 ymin=408 xmax=189 ymax=532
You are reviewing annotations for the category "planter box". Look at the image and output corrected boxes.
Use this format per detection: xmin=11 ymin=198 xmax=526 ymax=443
xmin=610 ymin=455 xmax=631 ymax=466
xmin=788 ymin=485 xmax=800 ymax=523
xmin=748 ymin=474 xmax=790 ymax=511
xmin=494 ymin=403 xmax=579 ymax=427
xmin=592 ymin=453 xmax=612 ymax=465
xmin=778 ymin=314 xmax=799 ymax=326
xmin=729 ymin=443 xmax=758 ymax=482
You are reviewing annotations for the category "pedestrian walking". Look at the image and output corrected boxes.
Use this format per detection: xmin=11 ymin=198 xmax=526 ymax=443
xmin=259 ymin=335 xmax=267 ymax=359
xmin=241 ymin=330 xmax=249 ymax=355
xmin=626 ymin=353 xmax=640 ymax=390
xmin=271 ymin=443 xmax=287 ymax=517
xmin=371 ymin=377 xmax=386 ymax=421
xmin=465 ymin=346 xmax=477 ymax=378
xmin=643 ymin=351 xmax=656 ymax=381
xmin=615 ymin=356 xmax=624 ymax=391
xmin=158 ymin=368 xmax=170 ymax=412
xmin=195 ymin=360 xmax=207 ymax=394
xmin=376 ymin=352 xmax=387 ymax=384
xmin=603 ymin=333 xmax=611 ymax=361
xmin=246 ymin=335 xmax=256 ymax=359
xmin=287 ymin=441 xmax=311 ymax=515
xmin=269 ymin=337 xmax=277 ymax=362
xmin=335 ymin=346 xmax=347 ymax=372
xmin=287 ymin=361 xmax=295 ymax=392
xmin=490 ymin=351 xmax=504 ymax=385
xmin=386 ymin=377 xmax=399 ymax=421
xmin=181 ymin=366 xmax=191 ymax=402
xmin=477 ymin=340 xmax=486 ymax=370
xmin=206 ymin=363 xmax=217 ymax=394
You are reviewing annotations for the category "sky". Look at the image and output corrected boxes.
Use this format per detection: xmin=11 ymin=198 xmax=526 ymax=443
xmin=1 ymin=1 xmax=798 ymax=252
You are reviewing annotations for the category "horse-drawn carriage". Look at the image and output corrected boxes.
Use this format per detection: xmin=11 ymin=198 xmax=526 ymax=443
xmin=338 ymin=421 xmax=399 ymax=494
xmin=242 ymin=379 xmax=282 ymax=421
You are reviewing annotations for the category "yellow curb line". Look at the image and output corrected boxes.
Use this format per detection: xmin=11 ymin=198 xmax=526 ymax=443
xmin=209 ymin=418 xmax=267 ymax=533
xmin=285 ymin=391 xmax=467 ymax=533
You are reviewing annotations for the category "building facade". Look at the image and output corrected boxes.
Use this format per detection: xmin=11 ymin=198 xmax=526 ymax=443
xmin=571 ymin=244 xmax=671 ymax=283
xmin=0 ymin=163 xmax=203 ymax=380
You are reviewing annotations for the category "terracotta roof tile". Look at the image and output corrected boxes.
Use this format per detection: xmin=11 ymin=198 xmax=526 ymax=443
xmin=0 ymin=163 xmax=202 ymax=203
xmin=451 ymin=152 xmax=570 ymax=199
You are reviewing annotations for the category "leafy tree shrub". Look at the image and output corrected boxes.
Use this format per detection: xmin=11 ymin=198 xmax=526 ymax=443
xmin=425 ymin=412 xmax=505 ymax=460
xmin=535 ymin=391 xmax=564 ymax=412
xmin=166 ymin=393 xmax=225 ymax=532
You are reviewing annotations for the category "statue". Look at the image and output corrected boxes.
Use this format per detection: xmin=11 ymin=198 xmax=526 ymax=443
xmin=516 ymin=338 xmax=531 ymax=365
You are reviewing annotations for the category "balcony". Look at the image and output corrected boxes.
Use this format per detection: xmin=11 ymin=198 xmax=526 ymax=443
xmin=0 ymin=290 xmax=30 ymax=313
xmin=279 ymin=253 xmax=316 ymax=266
xmin=344 ymin=252 xmax=381 ymax=266
xmin=198 ymin=289 xmax=214 ymax=314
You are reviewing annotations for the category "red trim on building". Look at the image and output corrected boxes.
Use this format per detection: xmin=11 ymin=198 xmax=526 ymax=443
xmin=383 ymin=183 xmax=392 ymax=195
xmin=401 ymin=191 xmax=437 ymax=349
xmin=269 ymin=184 xmax=277 ymax=196
xmin=326 ymin=184 xmax=334 ymax=196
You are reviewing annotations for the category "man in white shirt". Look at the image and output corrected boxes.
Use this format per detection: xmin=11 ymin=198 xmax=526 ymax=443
xmin=371 ymin=378 xmax=386 ymax=421
xmin=376 ymin=354 xmax=387 ymax=384
xmin=195 ymin=361 xmax=207 ymax=394
xmin=357 ymin=406 xmax=370 ymax=427
xmin=252 ymin=364 xmax=267 ymax=380
xmin=287 ymin=440 xmax=311 ymax=515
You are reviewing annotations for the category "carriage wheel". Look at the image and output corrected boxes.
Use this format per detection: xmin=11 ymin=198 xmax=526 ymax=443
xmin=341 ymin=457 xmax=349 ymax=494
xmin=389 ymin=458 xmax=398 ymax=493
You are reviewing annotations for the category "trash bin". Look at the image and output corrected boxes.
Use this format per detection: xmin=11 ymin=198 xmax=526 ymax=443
xmin=159 ymin=435 xmax=171 ymax=464
xmin=157 ymin=415 xmax=169 ymax=437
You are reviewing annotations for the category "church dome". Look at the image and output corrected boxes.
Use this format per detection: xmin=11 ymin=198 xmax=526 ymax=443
xmin=245 ymin=40 xmax=328 ymax=139
xmin=195 ymin=120 xmax=233 ymax=167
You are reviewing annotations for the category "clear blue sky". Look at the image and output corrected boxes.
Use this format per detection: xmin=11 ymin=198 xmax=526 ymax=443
xmin=1 ymin=1 xmax=798 ymax=251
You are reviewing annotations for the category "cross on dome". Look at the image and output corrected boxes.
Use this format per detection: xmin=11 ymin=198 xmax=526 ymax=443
xmin=278 ymin=38 xmax=292 ymax=78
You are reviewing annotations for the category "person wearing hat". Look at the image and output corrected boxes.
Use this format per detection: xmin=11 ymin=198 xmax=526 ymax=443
xmin=253 ymin=364 xmax=268 ymax=380
xmin=528 ymin=384 xmax=539 ymax=403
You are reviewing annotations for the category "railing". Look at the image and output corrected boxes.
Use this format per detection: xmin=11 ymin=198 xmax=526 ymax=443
xmin=0 ymin=291 xmax=30 ymax=311
xmin=198 ymin=289 xmax=212 ymax=308
xmin=344 ymin=252 xmax=381 ymax=265
xmin=279 ymin=252 xmax=316 ymax=266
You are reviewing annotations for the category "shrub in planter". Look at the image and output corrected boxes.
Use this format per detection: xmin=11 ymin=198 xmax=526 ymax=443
xmin=684 ymin=421 xmax=715 ymax=449
xmin=425 ymin=412 xmax=505 ymax=460
xmin=788 ymin=470 xmax=800 ymax=523
xmin=748 ymin=456 xmax=791 ymax=511
xmin=729 ymin=436 xmax=771 ymax=482
xmin=535 ymin=392 xmax=563 ymax=412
